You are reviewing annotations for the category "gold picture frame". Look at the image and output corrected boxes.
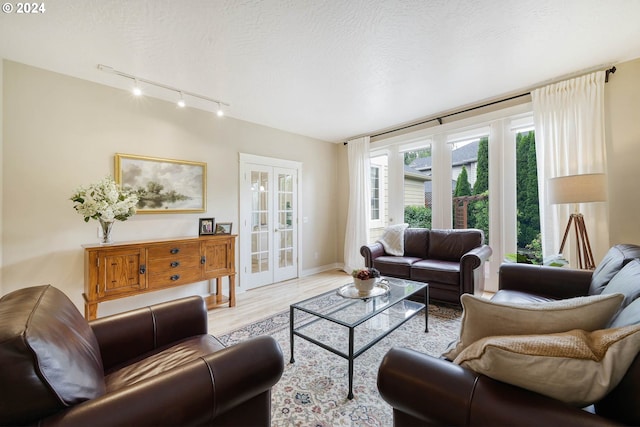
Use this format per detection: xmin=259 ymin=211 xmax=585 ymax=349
xmin=115 ymin=153 xmax=206 ymax=214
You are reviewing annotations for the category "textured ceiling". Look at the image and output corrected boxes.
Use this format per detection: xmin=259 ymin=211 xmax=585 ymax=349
xmin=2 ymin=0 xmax=640 ymax=142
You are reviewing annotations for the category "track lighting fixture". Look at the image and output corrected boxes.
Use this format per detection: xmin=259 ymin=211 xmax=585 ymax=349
xmin=98 ymin=64 xmax=229 ymax=116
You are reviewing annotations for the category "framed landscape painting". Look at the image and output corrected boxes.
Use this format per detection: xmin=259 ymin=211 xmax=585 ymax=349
xmin=115 ymin=153 xmax=207 ymax=214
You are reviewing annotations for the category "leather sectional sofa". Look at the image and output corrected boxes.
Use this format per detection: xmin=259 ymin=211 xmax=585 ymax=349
xmin=377 ymin=244 xmax=640 ymax=426
xmin=360 ymin=228 xmax=492 ymax=305
xmin=0 ymin=285 xmax=284 ymax=426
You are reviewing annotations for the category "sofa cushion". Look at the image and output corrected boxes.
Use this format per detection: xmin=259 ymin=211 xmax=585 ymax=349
xmin=442 ymin=293 xmax=624 ymax=360
xmin=403 ymin=228 xmax=430 ymax=259
xmin=410 ymin=259 xmax=460 ymax=285
xmin=454 ymin=324 xmax=640 ymax=407
xmin=428 ymin=229 xmax=482 ymax=262
xmin=0 ymin=285 xmax=106 ymax=425
xmin=105 ymin=335 xmax=225 ymax=390
xmin=377 ymin=223 xmax=408 ymax=256
xmin=490 ymin=289 xmax=558 ymax=304
xmin=590 ymin=244 xmax=640 ymax=295
xmin=609 ymin=297 xmax=640 ymax=329
xmin=602 ymin=259 xmax=640 ymax=325
xmin=373 ymin=256 xmax=421 ymax=279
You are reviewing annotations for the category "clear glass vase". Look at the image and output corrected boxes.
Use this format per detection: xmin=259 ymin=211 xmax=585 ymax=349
xmin=98 ymin=218 xmax=114 ymax=244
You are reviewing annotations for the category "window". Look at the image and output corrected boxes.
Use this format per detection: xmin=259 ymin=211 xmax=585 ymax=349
xmin=403 ymin=146 xmax=432 ymax=229
xmin=515 ymin=129 xmax=541 ymax=263
xmin=369 ymin=105 xmax=535 ymax=291
xmin=369 ymin=154 xmax=388 ymax=241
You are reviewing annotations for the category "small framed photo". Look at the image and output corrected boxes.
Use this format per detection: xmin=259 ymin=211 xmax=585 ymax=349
xmin=199 ymin=218 xmax=216 ymax=235
xmin=215 ymin=222 xmax=232 ymax=235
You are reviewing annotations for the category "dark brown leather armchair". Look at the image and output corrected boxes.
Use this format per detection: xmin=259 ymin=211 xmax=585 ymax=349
xmin=361 ymin=228 xmax=492 ymax=305
xmin=0 ymin=285 xmax=284 ymax=427
xmin=377 ymin=244 xmax=640 ymax=426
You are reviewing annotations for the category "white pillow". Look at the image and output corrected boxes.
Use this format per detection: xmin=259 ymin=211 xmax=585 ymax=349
xmin=442 ymin=293 xmax=624 ymax=360
xmin=454 ymin=324 xmax=640 ymax=407
xmin=377 ymin=223 xmax=408 ymax=256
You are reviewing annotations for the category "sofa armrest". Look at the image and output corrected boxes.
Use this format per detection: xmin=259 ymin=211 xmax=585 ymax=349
xmin=40 ymin=336 xmax=284 ymax=427
xmin=90 ymin=296 xmax=208 ymax=371
xmin=378 ymin=347 xmax=479 ymax=426
xmin=378 ymin=347 xmax=619 ymax=427
xmin=360 ymin=242 xmax=386 ymax=267
xmin=498 ymin=263 xmax=593 ymax=299
xmin=460 ymin=244 xmax=492 ymax=294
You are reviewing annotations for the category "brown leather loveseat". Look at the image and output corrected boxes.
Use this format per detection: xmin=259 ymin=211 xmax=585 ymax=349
xmin=0 ymin=285 xmax=284 ymax=426
xmin=377 ymin=244 xmax=640 ymax=426
xmin=361 ymin=228 xmax=492 ymax=305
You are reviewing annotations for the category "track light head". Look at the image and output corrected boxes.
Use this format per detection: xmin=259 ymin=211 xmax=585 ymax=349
xmin=177 ymin=91 xmax=186 ymax=108
xmin=216 ymin=103 xmax=224 ymax=117
xmin=132 ymin=79 xmax=142 ymax=97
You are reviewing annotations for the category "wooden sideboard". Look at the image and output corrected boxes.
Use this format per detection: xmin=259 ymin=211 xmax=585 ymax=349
xmin=83 ymin=234 xmax=236 ymax=320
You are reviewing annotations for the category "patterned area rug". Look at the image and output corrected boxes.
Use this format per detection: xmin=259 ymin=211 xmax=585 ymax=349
xmin=218 ymin=303 xmax=462 ymax=427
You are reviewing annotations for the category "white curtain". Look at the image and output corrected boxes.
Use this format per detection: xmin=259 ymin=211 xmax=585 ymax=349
xmin=343 ymin=136 xmax=371 ymax=273
xmin=532 ymin=71 xmax=609 ymax=266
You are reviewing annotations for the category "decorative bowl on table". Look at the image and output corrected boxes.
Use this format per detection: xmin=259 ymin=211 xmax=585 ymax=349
xmin=351 ymin=267 xmax=381 ymax=296
xmin=354 ymin=278 xmax=377 ymax=295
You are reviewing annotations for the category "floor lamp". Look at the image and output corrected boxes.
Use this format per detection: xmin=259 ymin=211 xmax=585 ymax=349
xmin=547 ymin=173 xmax=607 ymax=270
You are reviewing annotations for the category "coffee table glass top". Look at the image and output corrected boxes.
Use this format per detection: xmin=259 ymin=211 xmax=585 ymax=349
xmin=289 ymin=276 xmax=428 ymax=399
xmin=291 ymin=276 xmax=427 ymax=328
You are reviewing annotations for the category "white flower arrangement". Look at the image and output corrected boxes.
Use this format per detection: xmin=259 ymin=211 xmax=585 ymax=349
xmin=70 ymin=176 xmax=139 ymax=222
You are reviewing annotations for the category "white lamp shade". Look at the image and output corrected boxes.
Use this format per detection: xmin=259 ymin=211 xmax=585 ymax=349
xmin=547 ymin=173 xmax=607 ymax=205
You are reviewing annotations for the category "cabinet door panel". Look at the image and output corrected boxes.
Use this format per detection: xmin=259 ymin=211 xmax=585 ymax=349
xmin=97 ymin=248 xmax=145 ymax=298
xmin=202 ymin=239 xmax=235 ymax=277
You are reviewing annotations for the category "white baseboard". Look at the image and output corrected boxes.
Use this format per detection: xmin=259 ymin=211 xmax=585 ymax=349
xmin=301 ymin=262 xmax=344 ymax=277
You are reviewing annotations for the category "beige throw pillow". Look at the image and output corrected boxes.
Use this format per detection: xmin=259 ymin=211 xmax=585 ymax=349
xmin=377 ymin=223 xmax=408 ymax=256
xmin=453 ymin=324 xmax=640 ymax=407
xmin=442 ymin=293 xmax=624 ymax=360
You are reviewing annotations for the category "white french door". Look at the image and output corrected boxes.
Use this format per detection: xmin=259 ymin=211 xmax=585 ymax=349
xmin=239 ymin=154 xmax=300 ymax=290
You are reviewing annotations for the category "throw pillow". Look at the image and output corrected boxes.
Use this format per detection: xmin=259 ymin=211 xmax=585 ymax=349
xmin=442 ymin=293 xmax=624 ymax=360
xmin=453 ymin=324 xmax=640 ymax=407
xmin=377 ymin=223 xmax=408 ymax=256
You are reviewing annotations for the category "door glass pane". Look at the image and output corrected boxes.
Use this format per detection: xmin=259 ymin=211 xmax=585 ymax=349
xmin=403 ymin=145 xmax=432 ymax=230
xmin=251 ymin=171 xmax=270 ymax=273
xmin=516 ymin=130 xmax=541 ymax=263
xmin=371 ymin=167 xmax=380 ymax=220
xmin=277 ymin=173 xmax=294 ymax=268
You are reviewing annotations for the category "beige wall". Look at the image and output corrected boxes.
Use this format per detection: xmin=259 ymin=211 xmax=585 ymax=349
xmin=605 ymin=57 xmax=640 ymax=245
xmin=1 ymin=60 xmax=340 ymax=314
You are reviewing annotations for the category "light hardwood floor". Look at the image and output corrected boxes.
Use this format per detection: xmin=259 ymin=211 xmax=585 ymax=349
xmin=207 ymin=269 xmax=353 ymax=336
xmin=207 ymin=270 xmax=492 ymax=336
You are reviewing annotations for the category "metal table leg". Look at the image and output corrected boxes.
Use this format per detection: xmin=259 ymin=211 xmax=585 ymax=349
xmin=289 ymin=306 xmax=295 ymax=363
xmin=348 ymin=326 xmax=354 ymax=399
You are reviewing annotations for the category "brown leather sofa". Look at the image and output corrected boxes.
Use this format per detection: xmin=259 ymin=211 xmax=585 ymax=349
xmin=0 ymin=285 xmax=284 ymax=427
xmin=377 ymin=244 xmax=640 ymax=426
xmin=360 ymin=228 xmax=492 ymax=305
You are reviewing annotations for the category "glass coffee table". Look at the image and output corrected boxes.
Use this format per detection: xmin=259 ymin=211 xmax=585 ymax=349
xmin=289 ymin=277 xmax=428 ymax=399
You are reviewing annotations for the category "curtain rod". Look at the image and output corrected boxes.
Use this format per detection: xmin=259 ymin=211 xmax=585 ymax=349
xmin=343 ymin=66 xmax=616 ymax=145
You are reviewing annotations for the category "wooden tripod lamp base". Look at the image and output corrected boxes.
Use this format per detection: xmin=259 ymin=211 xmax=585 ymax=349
xmin=558 ymin=212 xmax=596 ymax=270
